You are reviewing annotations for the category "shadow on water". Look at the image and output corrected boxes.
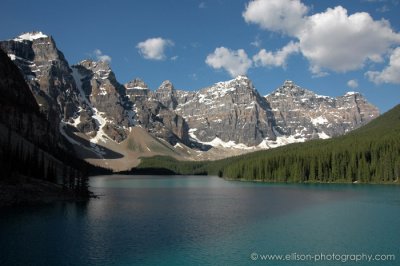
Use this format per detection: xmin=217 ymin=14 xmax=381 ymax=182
xmin=1 ymin=176 xmax=399 ymax=265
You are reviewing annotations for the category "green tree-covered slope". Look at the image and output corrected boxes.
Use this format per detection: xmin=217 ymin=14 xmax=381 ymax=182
xmin=138 ymin=104 xmax=400 ymax=183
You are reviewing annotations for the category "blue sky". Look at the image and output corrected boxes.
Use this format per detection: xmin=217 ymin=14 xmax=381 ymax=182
xmin=1 ymin=0 xmax=400 ymax=112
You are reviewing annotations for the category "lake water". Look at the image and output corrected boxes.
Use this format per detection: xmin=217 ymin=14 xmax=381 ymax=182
xmin=1 ymin=175 xmax=399 ymax=266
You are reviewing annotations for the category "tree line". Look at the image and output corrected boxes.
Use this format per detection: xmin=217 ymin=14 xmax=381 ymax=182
xmin=137 ymin=104 xmax=400 ymax=184
xmin=0 ymin=126 xmax=91 ymax=196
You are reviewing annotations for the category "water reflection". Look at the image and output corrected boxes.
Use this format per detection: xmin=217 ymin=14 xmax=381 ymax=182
xmin=1 ymin=176 xmax=399 ymax=266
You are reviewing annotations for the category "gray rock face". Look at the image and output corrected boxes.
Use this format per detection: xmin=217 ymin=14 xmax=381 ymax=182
xmin=154 ymin=80 xmax=178 ymax=109
xmin=70 ymin=60 xmax=134 ymax=142
xmin=0 ymin=48 xmax=66 ymax=151
xmin=175 ymin=76 xmax=275 ymax=146
xmin=0 ymin=31 xmax=80 ymax=144
xmin=123 ymin=78 xmax=190 ymax=145
xmin=134 ymin=99 xmax=190 ymax=145
xmin=125 ymin=78 xmax=149 ymax=102
xmin=265 ymin=81 xmax=380 ymax=141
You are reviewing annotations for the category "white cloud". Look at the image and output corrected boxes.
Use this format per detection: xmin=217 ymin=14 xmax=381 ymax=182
xmin=250 ymin=35 xmax=262 ymax=48
xmin=136 ymin=37 xmax=174 ymax=60
xmin=253 ymin=41 xmax=299 ymax=68
xmin=170 ymin=55 xmax=179 ymax=61
xmin=199 ymin=2 xmax=206 ymax=8
xmin=243 ymin=0 xmax=308 ymax=35
xmin=377 ymin=5 xmax=390 ymax=12
xmin=347 ymin=79 xmax=359 ymax=88
xmin=243 ymin=1 xmax=400 ymax=76
xmin=205 ymin=47 xmax=252 ymax=77
xmin=366 ymin=47 xmax=400 ymax=84
xmin=298 ymin=6 xmax=400 ymax=75
xmin=94 ymin=49 xmax=111 ymax=62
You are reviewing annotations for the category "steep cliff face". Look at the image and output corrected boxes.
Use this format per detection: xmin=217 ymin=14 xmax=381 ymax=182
xmin=70 ymin=60 xmax=133 ymax=142
xmin=175 ymin=76 xmax=275 ymax=146
xmin=335 ymin=92 xmax=380 ymax=128
xmin=134 ymin=99 xmax=190 ymax=145
xmin=125 ymin=78 xmax=149 ymax=102
xmin=131 ymin=79 xmax=190 ymax=146
xmin=0 ymin=49 xmax=38 ymax=112
xmin=0 ymin=49 xmax=92 ymax=205
xmin=265 ymin=81 xmax=380 ymax=142
xmin=0 ymin=32 xmax=79 ymax=124
xmin=154 ymin=80 xmax=178 ymax=110
xmin=0 ymin=49 xmax=50 ymax=145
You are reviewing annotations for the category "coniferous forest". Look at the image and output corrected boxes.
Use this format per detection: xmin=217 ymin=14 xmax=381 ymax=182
xmin=0 ymin=125 xmax=90 ymax=195
xmin=138 ymin=104 xmax=400 ymax=184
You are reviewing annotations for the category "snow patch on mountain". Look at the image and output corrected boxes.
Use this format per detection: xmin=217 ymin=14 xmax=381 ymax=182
xmin=345 ymin=91 xmax=359 ymax=96
xmin=14 ymin=32 xmax=48 ymax=42
xmin=311 ymin=116 xmax=329 ymax=126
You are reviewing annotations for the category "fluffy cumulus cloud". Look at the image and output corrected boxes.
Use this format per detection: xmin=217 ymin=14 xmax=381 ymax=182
xmin=366 ymin=47 xmax=400 ymax=84
xmin=243 ymin=0 xmax=308 ymax=35
xmin=94 ymin=49 xmax=111 ymax=62
xmin=205 ymin=47 xmax=252 ymax=77
xmin=299 ymin=6 xmax=400 ymax=74
xmin=347 ymin=79 xmax=359 ymax=89
xmin=137 ymin=37 xmax=174 ymax=60
xmin=253 ymin=41 xmax=300 ymax=68
xmin=243 ymin=0 xmax=400 ymax=77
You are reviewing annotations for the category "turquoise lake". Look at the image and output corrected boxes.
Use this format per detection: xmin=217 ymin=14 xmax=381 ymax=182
xmin=1 ymin=175 xmax=399 ymax=265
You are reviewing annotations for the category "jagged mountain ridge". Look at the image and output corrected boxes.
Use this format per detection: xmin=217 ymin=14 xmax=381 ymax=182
xmin=172 ymin=76 xmax=276 ymax=146
xmin=265 ymin=80 xmax=380 ymax=144
xmin=0 ymin=31 xmax=380 ymax=166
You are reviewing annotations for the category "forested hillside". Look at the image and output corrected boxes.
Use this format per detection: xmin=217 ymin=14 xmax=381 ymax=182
xmin=138 ymin=104 xmax=400 ymax=183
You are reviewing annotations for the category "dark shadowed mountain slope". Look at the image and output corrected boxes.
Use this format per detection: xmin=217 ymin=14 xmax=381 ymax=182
xmin=0 ymin=49 xmax=100 ymax=206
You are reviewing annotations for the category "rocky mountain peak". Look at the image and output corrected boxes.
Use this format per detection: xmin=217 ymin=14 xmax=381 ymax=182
xmin=231 ymin=75 xmax=251 ymax=83
xmin=343 ymin=91 xmax=361 ymax=97
xmin=70 ymin=60 xmax=132 ymax=142
xmin=265 ymin=82 xmax=379 ymax=143
xmin=4 ymin=31 xmax=61 ymax=64
xmin=173 ymin=75 xmax=275 ymax=146
xmin=155 ymin=80 xmax=177 ymax=109
xmin=273 ymin=80 xmax=312 ymax=97
xmin=282 ymin=79 xmax=295 ymax=87
xmin=125 ymin=78 xmax=149 ymax=102
xmin=0 ymin=31 xmax=79 ymax=124
xmin=125 ymin=78 xmax=148 ymax=90
xmin=157 ymin=80 xmax=175 ymax=91
xmin=13 ymin=31 xmax=49 ymax=42
xmin=216 ymin=75 xmax=252 ymax=87
xmin=78 ymin=60 xmax=112 ymax=80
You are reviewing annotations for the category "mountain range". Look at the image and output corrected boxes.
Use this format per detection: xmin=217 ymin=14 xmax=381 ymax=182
xmin=0 ymin=31 xmax=380 ymax=171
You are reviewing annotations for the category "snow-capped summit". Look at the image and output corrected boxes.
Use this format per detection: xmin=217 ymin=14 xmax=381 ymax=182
xmin=344 ymin=91 xmax=360 ymax=96
xmin=234 ymin=75 xmax=250 ymax=81
xmin=13 ymin=31 xmax=48 ymax=42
